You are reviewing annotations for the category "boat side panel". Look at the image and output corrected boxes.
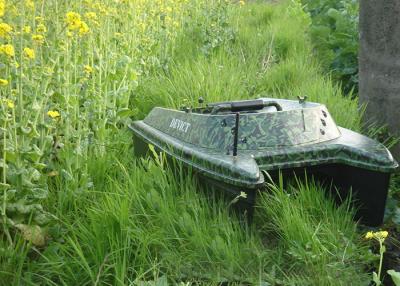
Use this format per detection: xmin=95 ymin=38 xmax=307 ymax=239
xmin=142 ymin=104 xmax=341 ymax=151
xmin=130 ymin=121 xmax=264 ymax=189
xmin=264 ymin=164 xmax=390 ymax=226
xmin=255 ymin=127 xmax=398 ymax=173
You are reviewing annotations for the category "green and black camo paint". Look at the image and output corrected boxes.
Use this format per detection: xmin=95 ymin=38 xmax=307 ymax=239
xmin=131 ymin=98 xmax=397 ymax=189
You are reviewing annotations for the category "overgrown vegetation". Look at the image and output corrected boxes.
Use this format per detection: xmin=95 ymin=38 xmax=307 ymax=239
xmin=0 ymin=0 xmax=389 ymax=284
xmin=0 ymin=0 xmax=205 ymax=243
xmin=302 ymin=0 xmax=358 ymax=94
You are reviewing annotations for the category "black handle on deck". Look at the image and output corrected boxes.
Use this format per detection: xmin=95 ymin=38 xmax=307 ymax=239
xmin=231 ymin=100 xmax=265 ymax=112
xmin=211 ymin=99 xmax=282 ymax=114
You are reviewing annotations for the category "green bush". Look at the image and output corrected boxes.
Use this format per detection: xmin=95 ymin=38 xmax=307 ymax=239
xmin=302 ymin=0 xmax=359 ymax=95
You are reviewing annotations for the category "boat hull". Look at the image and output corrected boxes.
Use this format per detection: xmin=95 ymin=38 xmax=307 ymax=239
xmin=132 ymin=127 xmax=391 ymax=226
xmin=130 ymin=98 xmax=398 ymax=227
xmin=265 ymin=164 xmax=391 ymax=226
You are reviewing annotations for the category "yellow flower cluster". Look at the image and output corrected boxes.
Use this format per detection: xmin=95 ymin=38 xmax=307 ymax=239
xmin=23 ymin=47 xmax=35 ymax=59
xmin=37 ymin=23 xmax=47 ymax=34
xmin=2 ymin=98 xmax=14 ymax=108
xmin=66 ymin=12 xmax=90 ymax=37
xmin=0 ymin=78 xmax=8 ymax=86
xmin=47 ymin=110 xmax=60 ymax=119
xmin=85 ymin=13 xmax=99 ymax=27
xmin=84 ymin=65 xmax=93 ymax=76
xmin=25 ymin=0 xmax=34 ymax=10
xmin=0 ymin=43 xmax=14 ymax=57
xmin=66 ymin=12 xmax=81 ymax=30
xmin=365 ymin=230 xmax=389 ymax=241
xmin=84 ymin=12 xmax=97 ymax=21
xmin=89 ymin=2 xmax=114 ymax=16
xmin=32 ymin=34 xmax=45 ymax=44
xmin=0 ymin=0 xmax=5 ymax=17
xmin=23 ymin=25 xmax=31 ymax=34
xmin=0 ymin=22 xmax=12 ymax=38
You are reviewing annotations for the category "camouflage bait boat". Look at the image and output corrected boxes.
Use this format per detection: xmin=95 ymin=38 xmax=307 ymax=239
xmin=130 ymin=98 xmax=398 ymax=226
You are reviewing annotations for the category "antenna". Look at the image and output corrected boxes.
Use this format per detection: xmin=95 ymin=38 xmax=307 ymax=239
xmin=232 ymin=112 xmax=240 ymax=156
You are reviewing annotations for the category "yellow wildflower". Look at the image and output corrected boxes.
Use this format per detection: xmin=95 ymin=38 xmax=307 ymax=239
xmin=365 ymin=230 xmax=389 ymax=241
xmin=0 ymin=78 xmax=8 ymax=86
xmin=84 ymin=12 xmax=99 ymax=26
xmin=47 ymin=110 xmax=60 ymax=119
xmin=376 ymin=231 xmax=389 ymax=239
xmin=37 ymin=23 xmax=47 ymax=34
xmin=365 ymin=231 xmax=374 ymax=240
xmin=65 ymin=12 xmax=89 ymax=36
xmin=4 ymin=99 xmax=14 ymax=109
xmin=0 ymin=44 xmax=15 ymax=57
xmin=84 ymin=12 xmax=97 ymax=20
xmin=239 ymin=0 xmax=245 ymax=6
xmin=138 ymin=22 xmax=146 ymax=32
xmin=0 ymin=0 xmax=5 ymax=17
xmin=32 ymin=34 xmax=44 ymax=44
xmin=66 ymin=12 xmax=82 ymax=30
xmin=23 ymin=25 xmax=31 ymax=34
xmin=23 ymin=47 xmax=35 ymax=59
xmin=130 ymin=70 xmax=138 ymax=81
xmin=0 ymin=22 xmax=12 ymax=38
xmin=35 ymin=16 xmax=44 ymax=22
xmin=84 ymin=65 xmax=93 ymax=75
xmin=78 ymin=21 xmax=89 ymax=36
xmin=25 ymin=0 xmax=35 ymax=9
xmin=43 ymin=66 xmax=54 ymax=76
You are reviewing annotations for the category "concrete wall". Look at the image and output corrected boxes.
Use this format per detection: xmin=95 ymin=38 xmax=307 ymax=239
xmin=359 ymin=1 xmax=400 ymax=158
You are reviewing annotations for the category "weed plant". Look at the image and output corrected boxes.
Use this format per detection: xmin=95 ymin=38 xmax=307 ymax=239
xmin=301 ymin=0 xmax=359 ymax=94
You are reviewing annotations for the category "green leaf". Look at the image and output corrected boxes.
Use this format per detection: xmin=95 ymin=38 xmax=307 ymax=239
xmin=326 ymin=8 xmax=340 ymax=20
xmin=34 ymin=163 xmax=47 ymax=170
xmin=34 ymin=213 xmax=51 ymax=225
xmin=32 ymin=188 xmax=48 ymax=199
xmin=29 ymin=168 xmax=42 ymax=182
xmin=372 ymin=271 xmax=381 ymax=286
xmin=5 ymin=150 xmax=18 ymax=165
xmin=148 ymin=144 xmax=159 ymax=161
xmin=116 ymin=108 xmax=135 ymax=118
xmin=388 ymin=270 xmax=400 ymax=286
xmin=20 ymin=126 xmax=32 ymax=134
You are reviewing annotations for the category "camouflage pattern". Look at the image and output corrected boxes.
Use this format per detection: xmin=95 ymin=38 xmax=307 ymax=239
xmin=132 ymin=120 xmax=264 ymax=188
xmin=130 ymin=98 xmax=398 ymax=190
xmin=143 ymin=99 xmax=340 ymax=151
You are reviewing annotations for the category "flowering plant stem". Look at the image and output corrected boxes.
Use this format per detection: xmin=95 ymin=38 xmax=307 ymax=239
xmin=365 ymin=231 xmax=388 ymax=286
xmin=378 ymin=239 xmax=384 ymax=284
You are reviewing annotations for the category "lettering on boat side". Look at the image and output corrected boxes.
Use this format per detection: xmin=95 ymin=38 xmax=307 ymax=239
xmin=169 ymin=118 xmax=191 ymax=133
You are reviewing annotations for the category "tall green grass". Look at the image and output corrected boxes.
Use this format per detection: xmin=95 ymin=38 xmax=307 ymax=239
xmin=19 ymin=132 xmax=370 ymax=285
xmin=257 ymin=175 xmax=372 ymax=285
xmin=1 ymin=1 xmax=374 ymax=285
